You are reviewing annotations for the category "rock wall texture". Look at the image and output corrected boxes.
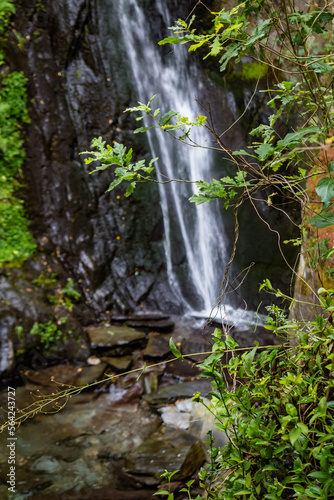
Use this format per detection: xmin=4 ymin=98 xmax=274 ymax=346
xmin=9 ymin=0 xmax=186 ymax=315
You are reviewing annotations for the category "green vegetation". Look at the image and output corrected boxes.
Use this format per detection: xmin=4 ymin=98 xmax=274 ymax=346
xmin=241 ymin=61 xmax=268 ymax=80
xmin=30 ymin=320 xmax=66 ymax=350
xmin=0 ymin=1 xmax=36 ymax=267
xmin=32 ymin=271 xmax=58 ymax=287
xmin=162 ymin=290 xmax=334 ymax=499
xmin=48 ymin=278 xmax=82 ymax=312
xmin=196 ymin=297 xmax=334 ymax=498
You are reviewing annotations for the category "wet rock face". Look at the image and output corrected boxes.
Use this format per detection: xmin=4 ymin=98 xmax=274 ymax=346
xmin=10 ymin=0 xmax=181 ymax=315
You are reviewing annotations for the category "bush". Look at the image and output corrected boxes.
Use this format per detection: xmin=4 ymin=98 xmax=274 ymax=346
xmin=196 ymin=294 xmax=334 ymax=498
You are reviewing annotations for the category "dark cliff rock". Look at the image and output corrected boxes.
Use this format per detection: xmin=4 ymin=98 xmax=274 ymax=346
xmin=9 ymin=0 xmax=181 ymax=315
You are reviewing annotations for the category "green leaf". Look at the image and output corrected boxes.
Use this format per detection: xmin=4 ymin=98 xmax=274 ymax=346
xmin=243 ymin=346 xmax=257 ymax=375
xmin=316 ymin=177 xmax=334 ymax=207
xmin=263 ymin=465 xmax=278 ymax=471
xmin=225 ymin=335 xmax=238 ymax=349
xmin=233 ymin=149 xmax=256 ymax=157
xmin=125 ymin=182 xmax=136 ymax=197
xmin=158 ymin=36 xmax=184 ymax=45
xmin=106 ymin=178 xmax=122 ymax=192
xmin=311 ymin=60 xmax=334 ymax=74
xmin=114 ymin=167 xmax=133 ymax=181
xmin=309 ymin=212 xmax=334 ymax=229
xmin=189 ymin=194 xmax=213 ymax=205
xmin=210 ymin=36 xmax=222 ymax=56
xmin=219 ymin=43 xmax=241 ymax=71
xmin=286 ymin=403 xmax=298 ymax=417
xmin=254 ymin=143 xmax=275 ymax=161
xmin=296 ymin=422 xmax=309 ymax=434
xmin=134 ymin=126 xmax=155 ymax=134
xmin=289 ymin=426 xmax=302 ymax=445
xmin=277 ymin=126 xmax=321 ymax=148
xmin=308 ymin=471 xmax=329 ymax=480
xmin=169 ymin=337 xmax=184 ymax=360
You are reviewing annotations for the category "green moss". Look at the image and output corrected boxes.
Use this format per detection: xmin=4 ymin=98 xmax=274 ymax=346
xmin=0 ymin=71 xmax=36 ymax=266
xmin=241 ymin=61 xmax=268 ymax=80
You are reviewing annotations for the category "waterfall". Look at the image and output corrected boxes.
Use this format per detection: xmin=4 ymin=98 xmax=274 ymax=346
xmin=116 ymin=0 xmax=247 ymax=322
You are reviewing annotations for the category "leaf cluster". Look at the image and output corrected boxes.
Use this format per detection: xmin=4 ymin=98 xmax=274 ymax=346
xmin=80 ymin=135 xmax=158 ymax=197
xmin=30 ymin=318 xmax=72 ymax=350
xmin=48 ymin=278 xmax=81 ymax=313
xmin=195 ymin=299 xmax=334 ymax=499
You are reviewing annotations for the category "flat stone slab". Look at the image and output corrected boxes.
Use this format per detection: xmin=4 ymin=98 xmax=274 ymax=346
xmin=23 ymin=363 xmax=107 ymax=388
xmin=142 ymin=335 xmax=170 ymax=358
xmin=86 ymin=325 xmax=146 ymax=348
xmin=143 ymin=379 xmax=212 ymax=407
xmin=111 ymin=312 xmax=170 ymax=322
xmin=127 ymin=319 xmax=175 ymax=332
xmin=101 ymin=355 xmax=132 ymax=372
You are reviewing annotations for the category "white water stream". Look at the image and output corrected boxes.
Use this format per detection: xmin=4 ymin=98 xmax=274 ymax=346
xmin=117 ymin=0 xmax=256 ymax=325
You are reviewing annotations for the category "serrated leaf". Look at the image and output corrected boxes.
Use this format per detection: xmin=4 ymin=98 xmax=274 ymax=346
xmin=210 ymin=36 xmax=222 ymax=56
xmin=169 ymin=337 xmax=184 ymax=360
xmin=219 ymin=43 xmax=240 ymax=71
xmin=158 ymin=36 xmax=184 ymax=45
xmin=125 ymin=182 xmax=136 ymax=197
xmin=114 ymin=167 xmax=133 ymax=181
xmin=254 ymin=143 xmax=275 ymax=161
xmin=134 ymin=126 xmax=154 ymax=134
xmin=233 ymin=149 xmax=256 ymax=157
xmin=106 ymin=178 xmax=122 ymax=192
xmin=189 ymin=194 xmax=213 ymax=205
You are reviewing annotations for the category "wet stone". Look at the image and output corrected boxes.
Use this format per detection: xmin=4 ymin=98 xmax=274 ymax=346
xmin=101 ymin=355 xmax=132 ymax=371
xmin=111 ymin=312 xmax=170 ymax=322
xmin=164 ymin=358 xmax=201 ymax=378
xmin=127 ymin=318 xmax=175 ymax=332
xmin=143 ymin=335 xmax=170 ymax=358
xmin=124 ymin=426 xmax=205 ymax=483
xmin=143 ymin=379 xmax=212 ymax=407
xmin=23 ymin=363 xmax=107 ymax=388
xmin=86 ymin=324 xmax=146 ymax=348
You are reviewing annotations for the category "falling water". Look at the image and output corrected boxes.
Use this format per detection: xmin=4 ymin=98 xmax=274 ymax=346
xmin=117 ymin=0 xmax=239 ymax=318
